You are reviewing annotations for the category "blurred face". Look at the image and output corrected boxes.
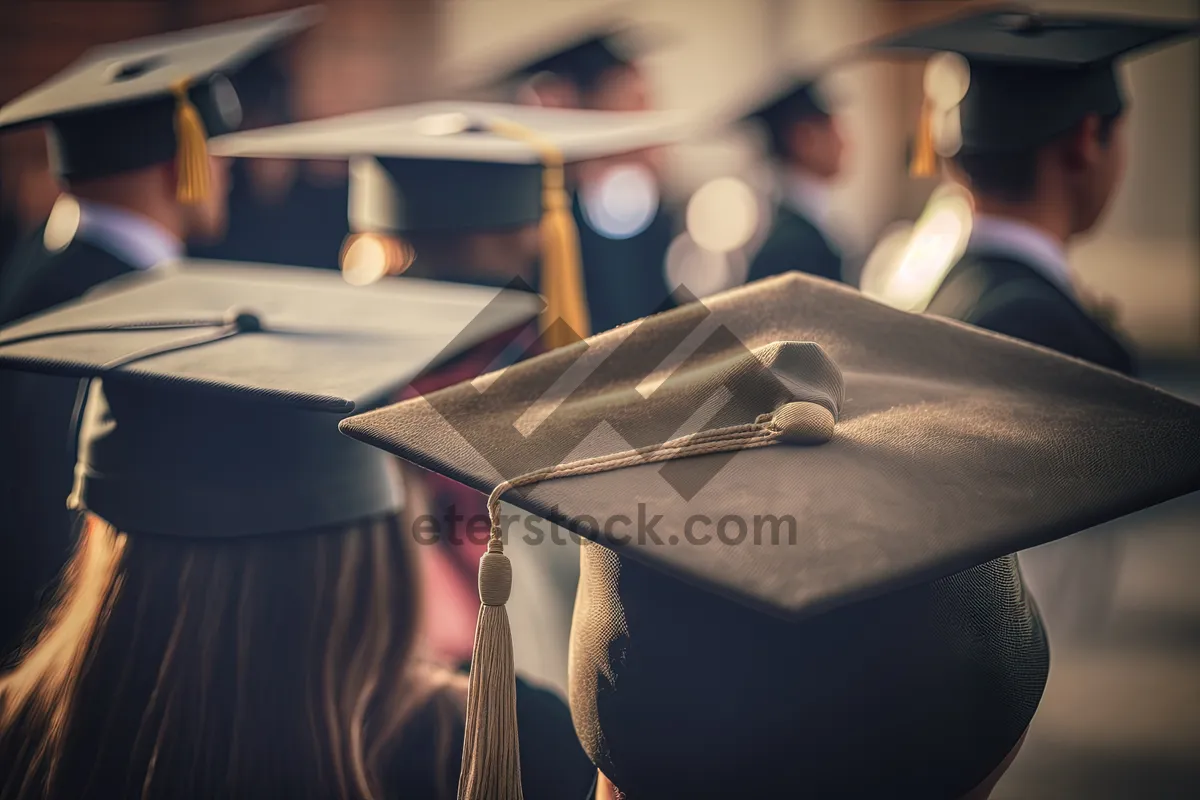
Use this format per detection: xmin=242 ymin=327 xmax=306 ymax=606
xmin=1064 ymin=112 xmax=1126 ymax=236
xmin=789 ymin=114 xmax=846 ymax=181
xmin=179 ymin=155 xmax=231 ymax=242
xmin=518 ymin=75 xmax=581 ymax=110
xmin=588 ymin=64 xmax=651 ymax=112
xmin=465 ymin=224 xmax=541 ymax=284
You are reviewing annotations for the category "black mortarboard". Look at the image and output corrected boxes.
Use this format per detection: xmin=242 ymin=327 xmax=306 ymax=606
xmin=738 ymin=74 xmax=836 ymax=158
xmin=502 ymin=30 xmax=645 ymax=94
xmin=213 ymin=101 xmax=690 ymax=233
xmin=340 ymin=272 xmax=1200 ymax=798
xmin=872 ymin=6 xmax=1200 ymax=155
xmin=0 ymin=263 xmax=538 ymax=539
xmin=0 ymin=7 xmax=319 ymax=195
xmin=212 ymin=101 xmax=692 ymax=347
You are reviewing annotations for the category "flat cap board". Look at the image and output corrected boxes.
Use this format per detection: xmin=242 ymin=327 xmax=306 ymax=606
xmin=0 ymin=261 xmax=540 ymax=413
xmin=341 ymin=271 xmax=1200 ymax=621
xmin=211 ymin=101 xmax=695 ymax=165
xmin=0 ymin=7 xmax=322 ymax=131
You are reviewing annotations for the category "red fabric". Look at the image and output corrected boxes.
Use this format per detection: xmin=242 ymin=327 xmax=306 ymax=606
xmin=402 ymin=322 xmax=542 ymax=662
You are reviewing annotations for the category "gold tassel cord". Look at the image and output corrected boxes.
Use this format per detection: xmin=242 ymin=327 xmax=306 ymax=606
xmin=456 ymin=399 xmax=836 ymax=800
xmin=170 ymin=79 xmax=210 ymax=205
xmin=486 ymin=118 xmax=591 ymax=350
xmin=909 ymin=99 xmax=939 ymax=179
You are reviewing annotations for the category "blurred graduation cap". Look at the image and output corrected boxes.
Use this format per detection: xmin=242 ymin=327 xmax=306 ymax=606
xmin=738 ymin=74 xmax=835 ymax=159
xmin=212 ymin=101 xmax=693 ymax=346
xmin=0 ymin=6 xmax=320 ymax=202
xmin=0 ymin=263 xmax=538 ymax=538
xmin=500 ymin=26 xmax=664 ymax=96
xmin=443 ymin=7 xmax=674 ymax=99
xmin=340 ymin=271 xmax=1200 ymax=797
xmin=868 ymin=6 xmax=1200 ymax=175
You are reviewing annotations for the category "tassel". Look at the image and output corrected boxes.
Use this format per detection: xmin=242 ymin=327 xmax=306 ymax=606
xmin=171 ymin=79 xmax=210 ymax=205
xmin=537 ymin=158 xmax=590 ymax=349
xmin=909 ymin=99 xmax=938 ymax=179
xmin=458 ymin=536 xmax=523 ymax=800
xmin=485 ymin=118 xmax=591 ymax=349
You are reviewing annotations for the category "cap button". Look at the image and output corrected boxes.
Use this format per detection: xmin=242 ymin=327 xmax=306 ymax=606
xmin=224 ymin=308 xmax=263 ymax=333
xmin=771 ymin=401 xmax=836 ymax=445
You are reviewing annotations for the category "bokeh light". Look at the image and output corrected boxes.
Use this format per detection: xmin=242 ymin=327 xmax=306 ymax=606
xmin=860 ymin=183 xmax=974 ymax=312
xmin=340 ymin=232 xmax=414 ymax=286
xmin=578 ymin=163 xmax=660 ymax=240
xmin=664 ymin=232 xmax=746 ymax=300
xmin=686 ymin=177 xmax=759 ymax=254
xmin=42 ymin=195 xmax=81 ymax=253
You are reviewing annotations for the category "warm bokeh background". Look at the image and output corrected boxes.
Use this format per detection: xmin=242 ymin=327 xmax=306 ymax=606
xmin=2 ymin=0 xmax=1195 ymax=354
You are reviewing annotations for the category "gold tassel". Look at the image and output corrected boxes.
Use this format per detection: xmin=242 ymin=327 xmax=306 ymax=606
xmin=909 ymin=99 xmax=938 ymax=179
xmin=170 ymin=79 xmax=210 ymax=205
xmin=486 ymin=118 xmax=591 ymax=349
xmin=458 ymin=536 xmax=523 ymax=800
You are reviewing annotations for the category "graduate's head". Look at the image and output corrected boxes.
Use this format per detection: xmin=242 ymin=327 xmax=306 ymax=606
xmin=0 ymin=263 xmax=540 ymax=799
xmin=0 ymin=9 xmax=317 ymax=247
xmin=508 ymin=30 xmax=655 ymax=112
xmin=951 ymin=109 xmax=1126 ymax=236
xmin=338 ymin=271 xmax=1200 ymax=800
xmin=746 ymin=79 xmax=845 ymax=180
xmin=873 ymin=8 xmax=1196 ymax=236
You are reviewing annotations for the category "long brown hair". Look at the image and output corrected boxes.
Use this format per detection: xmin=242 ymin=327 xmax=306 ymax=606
xmin=0 ymin=512 xmax=462 ymax=799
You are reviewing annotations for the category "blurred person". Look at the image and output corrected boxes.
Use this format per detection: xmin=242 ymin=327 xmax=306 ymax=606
xmin=337 ymin=272 xmax=1200 ymax=799
xmin=876 ymin=8 xmax=1199 ymax=375
xmin=507 ymin=27 xmax=680 ymax=333
xmin=0 ymin=265 xmax=590 ymax=800
xmin=0 ymin=9 xmax=317 ymax=662
xmin=872 ymin=8 xmax=1199 ymax=637
xmin=213 ymin=100 xmax=688 ymax=685
xmin=188 ymin=46 xmax=351 ymax=270
xmin=741 ymin=76 xmax=847 ymax=284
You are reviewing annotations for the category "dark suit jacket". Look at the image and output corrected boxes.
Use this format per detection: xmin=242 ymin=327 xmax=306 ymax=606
xmin=0 ymin=239 xmax=139 ymax=659
xmin=748 ymin=205 xmax=843 ymax=285
xmin=574 ymin=194 xmax=677 ymax=333
xmin=925 ymin=251 xmax=1135 ymax=376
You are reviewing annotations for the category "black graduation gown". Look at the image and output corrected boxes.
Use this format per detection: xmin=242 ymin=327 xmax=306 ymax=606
xmin=0 ymin=238 xmax=140 ymax=659
xmin=925 ymin=251 xmax=1135 ymax=375
xmin=188 ymin=160 xmax=350 ymax=270
xmin=747 ymin=205 xmax=843 ymax=285
xmin=574 ymin=194 xmax=677 ymax=333
xmin=390 ymin=676 xmax=595 ymax=800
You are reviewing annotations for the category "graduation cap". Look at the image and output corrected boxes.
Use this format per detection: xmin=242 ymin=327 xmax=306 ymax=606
xmin=0 ymin=263 xmax=538 ymax=539
xmin=500 ymin=27 xmax=658 ymax=96
xmin=212 ymin=101 xmax=693 ymax=347
xmin=0 ymin=6 xmax=320 ymax=202
xmin=738 ymin=74 xmax=836 ymax=159
xmin=868 ymin=6 xmax=1200 ymax=174
xmin=339 ymin=271 xmax=1200 ymax=797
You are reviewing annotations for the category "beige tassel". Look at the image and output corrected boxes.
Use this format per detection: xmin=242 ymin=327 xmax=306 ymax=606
xmin=909 ymin=99 xmax=938 ymax=179
xmin=171 ymin=79 xmax=210 ymax=205
xmin=486 ymin=118 xmax=591 ymax=349
xmin=458 ymin=536 xmax=523 ymax=800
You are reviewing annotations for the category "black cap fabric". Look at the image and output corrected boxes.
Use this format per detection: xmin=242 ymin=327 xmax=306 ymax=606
xmin=0 ymin=7 xmax=320 ymax=180
xmin=340 ymin=271 xmax=1200 ymax=796
xmin=0 ymin=263 xmax=538 ymax=538
xmin=212 ymin=101 xmax=692 ymax=233
xmin=871 ymin=6 xmax=1199 ymax=153
xmin=503 ymin=30 xmax=644 ymax=93
xmin=738 ymin=75 xmax=836 ymax=158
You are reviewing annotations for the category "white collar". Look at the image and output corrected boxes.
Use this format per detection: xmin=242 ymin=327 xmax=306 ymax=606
xmin=74 ymin=199 xmax=184 ymax=270
xmin=781 ymin=170 xmax=833 ymax=229
xmin=966 ymin=214 xmax=1075 ymax=298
